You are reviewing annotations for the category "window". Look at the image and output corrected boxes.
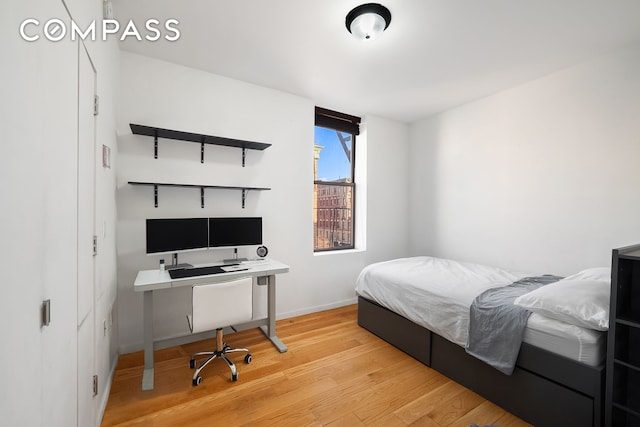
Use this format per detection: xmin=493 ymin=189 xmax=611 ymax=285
xmin=314 ymin=107 xmax=360 ymax=251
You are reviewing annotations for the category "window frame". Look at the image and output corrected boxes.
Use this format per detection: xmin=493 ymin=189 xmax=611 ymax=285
xmin=313 ymin=107 xmax=361 ymax=252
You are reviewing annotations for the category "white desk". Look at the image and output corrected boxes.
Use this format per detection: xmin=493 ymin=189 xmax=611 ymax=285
xmin=134 ymin=259 xmax=290 ymax=391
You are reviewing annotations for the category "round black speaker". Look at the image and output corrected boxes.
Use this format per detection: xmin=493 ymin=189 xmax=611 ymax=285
xmin=256 ymin=246 xmax=268 ymax=258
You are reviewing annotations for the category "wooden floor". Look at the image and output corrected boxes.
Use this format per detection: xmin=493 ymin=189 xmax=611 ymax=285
xmin=102 ymin=305 xmax=532 ymax=427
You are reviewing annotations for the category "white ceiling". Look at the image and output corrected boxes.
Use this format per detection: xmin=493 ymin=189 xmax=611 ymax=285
xmin=113 ymin=0 xmax=640 ymax=123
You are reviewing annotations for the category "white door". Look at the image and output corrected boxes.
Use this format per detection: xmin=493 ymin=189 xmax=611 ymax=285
xmin=77 ymin=39 xmax=97 ymax=427
xmin=4 ymin=1 xmax=81 ymax=425
xmin=39 ymin=15 xmax=82 ymax=426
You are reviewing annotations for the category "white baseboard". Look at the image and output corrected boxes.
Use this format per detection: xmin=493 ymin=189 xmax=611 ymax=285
xmin=276 ymin=297 xmax=357 ymax=320
xmin=96 ymin=356 xmax=118 ymax=427
xmin=117 ymin=297 xmax=358 ymax=355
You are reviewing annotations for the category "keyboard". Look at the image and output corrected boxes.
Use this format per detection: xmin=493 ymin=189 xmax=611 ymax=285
xmin=168 ymin=265 xmax=225 ymax=279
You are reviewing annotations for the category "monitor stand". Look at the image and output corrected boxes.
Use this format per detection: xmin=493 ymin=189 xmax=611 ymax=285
xmin=166 ymin=253 xmax=193 ymax=270
xmin=223 ymin=248 xmax=247 ymax=264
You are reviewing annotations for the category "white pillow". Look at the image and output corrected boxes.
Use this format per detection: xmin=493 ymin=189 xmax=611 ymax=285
xmin=563 ymin=267 xmax=611 ymax=282
xmin=514 ymin=278 xmax=610 ymax=331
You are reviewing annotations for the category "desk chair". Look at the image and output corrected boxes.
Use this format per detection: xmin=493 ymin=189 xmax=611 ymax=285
xmin=187 ymin=277 xmax=253 ymax=385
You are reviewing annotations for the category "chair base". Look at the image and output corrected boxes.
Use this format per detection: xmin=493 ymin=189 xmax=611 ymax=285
xmin=190 ymin=328 xmax=252 ymax=385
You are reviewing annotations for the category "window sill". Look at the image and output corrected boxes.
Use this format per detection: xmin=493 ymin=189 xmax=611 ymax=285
xmin=313 ymin=248 xmax=365 ymax=257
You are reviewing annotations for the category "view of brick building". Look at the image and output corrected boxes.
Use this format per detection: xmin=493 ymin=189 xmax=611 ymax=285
xmin=314 ymin=144 xmax=353 ymax=249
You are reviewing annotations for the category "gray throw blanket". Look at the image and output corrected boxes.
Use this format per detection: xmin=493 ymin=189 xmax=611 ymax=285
xmin=465 ymin=275 xmax=562 ymax=375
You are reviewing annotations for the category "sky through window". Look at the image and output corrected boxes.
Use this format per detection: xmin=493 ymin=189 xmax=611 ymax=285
xmin=314 ymin=126 xmax=352 ymax=182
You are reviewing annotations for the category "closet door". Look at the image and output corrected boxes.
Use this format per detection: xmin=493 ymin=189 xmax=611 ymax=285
xmin=76 ymin=40 xmax=97 ymax=427
xmin=39 ymin=19 xmax=80 ymax=426
xmin=0 ymin=0 xmax=80 ymax=425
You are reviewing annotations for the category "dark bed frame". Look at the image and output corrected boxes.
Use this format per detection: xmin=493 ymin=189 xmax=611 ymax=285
xmin=358 ymin=296 xmax=605 ymax=427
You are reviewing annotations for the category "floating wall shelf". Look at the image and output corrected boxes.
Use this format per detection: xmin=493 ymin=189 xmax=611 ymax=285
xmin=128 ymin=181 xmax=271 ymax=209
xmin=130 ymin=123 xmax=271 ymax=166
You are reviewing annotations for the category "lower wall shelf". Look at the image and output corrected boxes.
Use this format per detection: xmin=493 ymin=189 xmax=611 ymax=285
xmin=128 ymin=181 xmax=270 ymax=208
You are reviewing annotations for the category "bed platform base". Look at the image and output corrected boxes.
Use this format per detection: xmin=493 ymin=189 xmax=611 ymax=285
xmin=358 ymin=296 xmax=604 ymax=427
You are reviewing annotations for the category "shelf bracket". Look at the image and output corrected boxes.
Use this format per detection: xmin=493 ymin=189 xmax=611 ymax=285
xmin=154 ymin=132 xmax=158 ymax=159
xmin=242 ymin=189 xmax=248 ymax=209
xmin=200 ymin=187 xmax=205 ymax=208
xmin=154 ymin=184 xmax=158 ymax=208
xmin=201 ymin=142 xmax=205 ymax=164
xmin=242 ymin=148 xmax=246 ymax=167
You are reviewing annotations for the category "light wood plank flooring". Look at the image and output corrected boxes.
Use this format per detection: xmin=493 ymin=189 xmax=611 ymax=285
xmin=102 ymin=305 xmax=532 ymax=426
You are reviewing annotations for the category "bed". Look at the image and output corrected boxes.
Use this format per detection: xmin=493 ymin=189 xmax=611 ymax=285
xmin=356 ymin=256 xmax=609 ymax=427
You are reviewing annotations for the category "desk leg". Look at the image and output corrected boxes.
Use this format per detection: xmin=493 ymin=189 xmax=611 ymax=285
xmin=259 ymin=274 xmax=288 ymax=353
xmin=142 ymin=290 xmax=154 ymax=391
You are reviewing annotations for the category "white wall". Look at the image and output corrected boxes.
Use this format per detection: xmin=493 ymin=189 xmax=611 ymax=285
xmin=409 ymin=43 xmax=640 ymax=276
xmin=364 ymin=116 xmax=411 ymax=261
xmin=116 ymin=52 xmax=410 ymax=353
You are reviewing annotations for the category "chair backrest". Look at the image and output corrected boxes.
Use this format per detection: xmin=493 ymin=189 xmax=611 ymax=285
xmin=190 ymin=277 xmax=253 ymax=334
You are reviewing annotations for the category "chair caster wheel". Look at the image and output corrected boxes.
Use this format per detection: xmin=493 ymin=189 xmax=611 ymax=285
xmin=189 ymin=359 xmax=196 ymax=369
xmin=244 ymin=354 xmax=252 ymax=364
xmin=192 ymin=376 xmax=202 ymax=386
xmin=231 ymin=373 xmax=238 ymax=382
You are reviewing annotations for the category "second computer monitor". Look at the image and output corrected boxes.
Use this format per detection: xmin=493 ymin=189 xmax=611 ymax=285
xmin=208 ymin=217 xmax=262 ymax=248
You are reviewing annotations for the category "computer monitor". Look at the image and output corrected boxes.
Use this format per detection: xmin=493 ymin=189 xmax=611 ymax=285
xmin=145 ymin=218 xmax=209 ymax=255
xmin=208 ymin=217 xmax=262 ymax=248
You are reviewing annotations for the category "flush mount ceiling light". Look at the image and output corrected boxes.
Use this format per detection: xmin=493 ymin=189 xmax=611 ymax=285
xmin=345 ymin=3 xmax=392 ymax=40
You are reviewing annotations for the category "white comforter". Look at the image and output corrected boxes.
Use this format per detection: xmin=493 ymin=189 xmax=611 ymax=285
xmin=355 ymin=256 xmax=530 ymax=346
